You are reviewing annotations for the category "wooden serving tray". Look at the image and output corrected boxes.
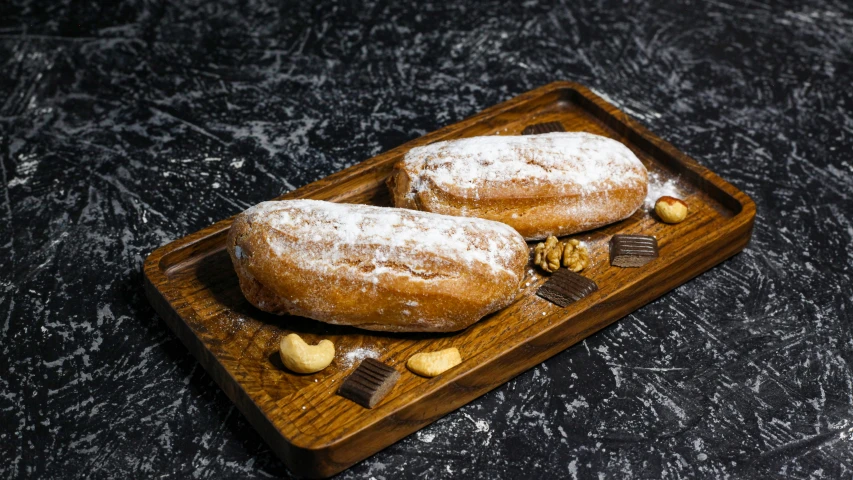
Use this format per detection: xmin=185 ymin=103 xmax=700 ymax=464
xmin=143 ymin=82 xmax=755 ymax=478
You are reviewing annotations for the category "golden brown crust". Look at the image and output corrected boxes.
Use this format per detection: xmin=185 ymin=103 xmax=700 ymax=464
xmin=226 ymin=200 xmax=529 ymax=332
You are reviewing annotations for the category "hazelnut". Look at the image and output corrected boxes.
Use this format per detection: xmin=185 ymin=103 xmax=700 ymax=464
xmin=655 ymin=196 xmax=688 ymax=223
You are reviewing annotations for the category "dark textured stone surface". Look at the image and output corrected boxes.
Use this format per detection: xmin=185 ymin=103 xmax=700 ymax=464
xmin=2 ymin=0 xmax=852 ymax=478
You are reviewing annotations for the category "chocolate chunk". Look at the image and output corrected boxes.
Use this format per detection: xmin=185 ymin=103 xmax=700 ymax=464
xmin=522 ymin=121 xmax=565 ymax=135
xmin=337 ymin=358 xmax=400 ymax=409
xmin=536 ymin=269 xmax=599 ymax=307
xmin=609 ymin=234 xmax=659 ymax=267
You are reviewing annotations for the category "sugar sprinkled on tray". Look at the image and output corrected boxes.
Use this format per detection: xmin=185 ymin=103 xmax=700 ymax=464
xmin=341 ymin=347 xmax=381 ymax=368
xmin=645 ymin=170 xmax=684 ymax=209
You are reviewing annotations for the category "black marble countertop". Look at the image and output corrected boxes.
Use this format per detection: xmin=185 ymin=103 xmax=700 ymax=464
xmin=3 ymin=0 xmax=852 ymax=478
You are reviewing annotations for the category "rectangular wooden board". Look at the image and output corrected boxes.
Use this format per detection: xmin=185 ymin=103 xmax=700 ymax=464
xmin=143 ymin=82 xmax=756 ymax=478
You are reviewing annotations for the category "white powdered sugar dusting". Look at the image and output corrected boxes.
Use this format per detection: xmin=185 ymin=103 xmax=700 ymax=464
xmin=243 ymin=200 xmax=526 ymax=281
xmin=403 ymin=132 xmax=646 ymax=197
xmin=340 ymin=347 xmax=381 ymax=368
xmin=645 ymin=170 xmax=685 ymax=209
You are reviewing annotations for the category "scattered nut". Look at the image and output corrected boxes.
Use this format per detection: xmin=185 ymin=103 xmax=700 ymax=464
xmin=535 ymin=236 xmax=590 ymax=273
xmin=562 ymin=239 xmax=590 ymax=272
xmin=279 ymin=333 xmax=335 ymax=374
xmin=407 ymin=347 xmax=462 ymax=377
xmin=534 ymin=236 xmax=564 ymax=272
xmin=655 ymin=196 xmax=689 ymax=223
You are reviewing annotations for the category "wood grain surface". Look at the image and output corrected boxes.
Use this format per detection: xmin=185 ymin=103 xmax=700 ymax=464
xmin=143 ymin=82 xmax=756 ymax=478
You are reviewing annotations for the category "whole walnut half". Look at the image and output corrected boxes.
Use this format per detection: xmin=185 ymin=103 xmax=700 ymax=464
xmin=562 ymin=239 xmax=590 ymax=272
xmin=534 ymin=236 xmax=564 ymax=273
xmin=534 ymin=236 xmax=591 ymax=273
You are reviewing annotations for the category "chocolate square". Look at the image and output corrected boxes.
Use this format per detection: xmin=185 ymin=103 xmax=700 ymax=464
xmin=536 ymin=269 xmax=599 ymax=307
xmin=522 ymin=122 xmax=565 ymax=135
xmin=609 ymin=234 xmax=659 ymax=267
xmin=337 ymin=358 xmax=400 ymax=409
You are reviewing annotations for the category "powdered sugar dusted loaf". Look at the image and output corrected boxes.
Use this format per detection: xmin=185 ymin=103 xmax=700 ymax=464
xmin=387 ymin=132 xmax=648 ymax=240
xmin=227 ymin=200 xmax=529 ymax=332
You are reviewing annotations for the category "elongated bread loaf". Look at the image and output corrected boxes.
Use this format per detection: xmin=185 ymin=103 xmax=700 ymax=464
xmin=387 ymin=132 xmax=648 ymax=240
xmin=227 ymin=200 xmax=529 ymax=332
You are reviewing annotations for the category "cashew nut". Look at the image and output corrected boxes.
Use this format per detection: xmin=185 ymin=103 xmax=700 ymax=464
xmin=279 ymin=333 xmax=335 ymax=374
xmin=406 ymin=347 xmax=462 ymax=377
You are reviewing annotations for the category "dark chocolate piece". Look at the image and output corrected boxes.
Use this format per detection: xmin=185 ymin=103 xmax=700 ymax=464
xmin=337 ymin=358 xmax=400 ymax=409
xmin=522 ymin=121 xmax=565 ymax=135
xmin=609 ymin=234 xmax=659 ymax=267
xmin=536 ymin=269 xmax=599 ymax=307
